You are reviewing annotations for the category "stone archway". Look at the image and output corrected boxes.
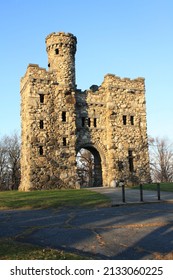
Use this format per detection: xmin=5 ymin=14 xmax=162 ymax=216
xmin=76 ymin=145 xmax=103 ymax=188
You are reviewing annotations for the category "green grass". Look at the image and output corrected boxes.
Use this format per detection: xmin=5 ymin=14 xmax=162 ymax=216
xmin=0 ymin=238 xmax=91 ymax=260
xmin=0 ymin=189 xmax=110 ymax=210
xmin=131 ymin=182 xmax=173 ymax=192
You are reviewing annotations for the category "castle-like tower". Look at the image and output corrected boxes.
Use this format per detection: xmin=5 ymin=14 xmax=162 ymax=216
xmin=19 ymin=32 xmax=150 ymax=191
xmin=46 ymin=32 xmax=76 ymax=88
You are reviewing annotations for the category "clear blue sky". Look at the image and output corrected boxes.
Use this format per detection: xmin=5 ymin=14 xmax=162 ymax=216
xmin=0 ymin=0 xmax=173 ymax=139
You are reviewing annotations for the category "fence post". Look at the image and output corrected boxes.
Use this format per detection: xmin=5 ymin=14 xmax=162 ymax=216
xmin=140 ymin=184 xmax=143 ymax=202
xmin=122 ymin=185 xmax=125 ymax=203
xmin=157 ymin=183 xmax=161 ymax=200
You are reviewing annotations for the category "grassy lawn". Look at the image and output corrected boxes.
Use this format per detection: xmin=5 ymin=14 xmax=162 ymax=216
xmin=0 ymin=189 xmax=110 ymax=210
xmin=131 ymin=182 xmax=173 ymax=192
xmin=0 ymin=238 xmax=91 ymax=260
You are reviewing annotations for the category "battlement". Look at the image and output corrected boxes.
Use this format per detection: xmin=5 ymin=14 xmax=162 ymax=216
xmin=103 ymin=73 xmax=145 ymax=82
xmin=45 ymin=32 xmax=77 ymax=52
xmin=21 ymin=64 xmax=48 ymax=81
xmin=27 ymin=63 xmax=47 ymax=72
xmin=102 ymin=74 xmax=145 ymax=91
xmin=20 ymin=64 xmax=52 ymax=93
xmin=46 ymin=32 xmax=77 ymax=42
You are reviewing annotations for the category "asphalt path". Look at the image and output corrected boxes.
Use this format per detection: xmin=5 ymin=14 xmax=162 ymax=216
xmin=90 ymin=187 xmax=173 ymax=205
xmin=1 ymin=197 xmax=173 ymax=259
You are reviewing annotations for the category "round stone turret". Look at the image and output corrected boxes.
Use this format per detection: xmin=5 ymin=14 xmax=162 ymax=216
xmin=46 ymin=32 xmax=77 ymax=89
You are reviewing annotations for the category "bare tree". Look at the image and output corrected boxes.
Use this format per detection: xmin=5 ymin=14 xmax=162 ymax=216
xmin=0 ymin=139 xmax=8 ymax=189
xmin=76 ymin=149 xmax=94 ymax=187
xmin=0 ymin=132 xmax=20 ymax=190
xmin=149 ymin=137 xmax=173 ymax=182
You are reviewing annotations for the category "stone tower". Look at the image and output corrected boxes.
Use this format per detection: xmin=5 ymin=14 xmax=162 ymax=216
xmin=46 ymin=32 xmax=76 ymax=89
xmin=20 ymin=32 xmax=78 ymax=191
xmin=19 ymin=32 xmax=150 ymax=191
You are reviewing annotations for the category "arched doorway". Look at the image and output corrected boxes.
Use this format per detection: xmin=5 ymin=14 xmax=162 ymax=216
xmin=76 ymin=146 xmax=103 ymax=188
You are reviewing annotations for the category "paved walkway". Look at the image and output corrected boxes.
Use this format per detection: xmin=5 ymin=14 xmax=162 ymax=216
xmin=1 ymin=202 xmax=173 ymax=260
xmin=90 ymin=187 xmax=173 ymax=206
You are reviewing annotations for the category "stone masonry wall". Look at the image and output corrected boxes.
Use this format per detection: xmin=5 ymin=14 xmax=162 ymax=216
xmin=19 ymin=32 xmax=150 ymax=191
xmin=75 ymin=75 xmax=150 ymax=187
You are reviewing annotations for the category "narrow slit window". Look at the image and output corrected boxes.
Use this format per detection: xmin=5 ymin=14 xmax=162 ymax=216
xmin=118 ymin=161 xmax=124 ymax=171
xmin=62 ymin=111 xmax=66 ymax=122
xmin=63 ymin=137 xmax=67 ymax=147
xmin=82 ymin=117 xmax=85 ymax=127
xmin=40 ymin=120 xmax=44 ymax=129
xmin=39 ymin=94 xmax=44 ymax=104
xmin=94 ymin=118 xmax=97 ymax=127
xmin=88 ymin=118 xmax=91 ymax=127
xmin=128 ymin=150 xmax=134 ymax=172
xmin=55 ymin=48 xmax=59 ymax=55
xmin=130 ymin=116 xmax=134 ymax=125
xmin=123 ymin=115 xmax=127 ymax=125
xmin=39 ymin=146 xmax=43 ymax=156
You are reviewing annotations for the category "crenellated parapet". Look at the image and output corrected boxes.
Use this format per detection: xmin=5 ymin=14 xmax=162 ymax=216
xmin=46 ymin=32 xmax=77 ymax=53
xmin=102 ymin=74 xmax=145 ymax=91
